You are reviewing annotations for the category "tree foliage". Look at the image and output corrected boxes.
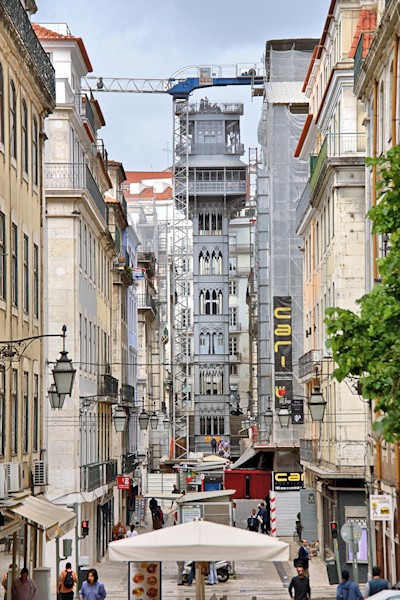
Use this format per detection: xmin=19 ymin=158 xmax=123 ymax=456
xmin=325 ymin=145 xmax=400 ymax=441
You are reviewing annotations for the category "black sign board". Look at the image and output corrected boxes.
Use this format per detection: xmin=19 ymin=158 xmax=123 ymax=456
xmin=291 ymin=398 xmax=304 ymax=425
xmin=273 ymin=297 xmax=293 ymax=409
xmin=273 ymin=472 xmax=304 ymax=491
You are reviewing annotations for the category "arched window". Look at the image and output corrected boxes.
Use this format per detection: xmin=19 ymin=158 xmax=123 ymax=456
xmin=32 ymin=116 xmax=38 ymax=185
xmin=22 ymin=100 xmax=28 ymax=173
xmin=211 ymin=290 xmax=218 ymax=314
xmin=205 ymin=290 xmax=211 ymax=315
xmin=199 ymin=250 xmax=210 ymax=274
xmin=0 ymin=63 xmax=4 ymax=144
xmin=211 ymin=250 xmax=222 ymax=274
xmin=10 ymin=80 xmax=17 ymax=158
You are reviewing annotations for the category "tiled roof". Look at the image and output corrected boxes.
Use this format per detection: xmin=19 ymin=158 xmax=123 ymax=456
xmin=349 ymin=8 xmax=377 ymax=59
xmin=125 ymin=171 xmax=172 ymax=183
xmin=32 ymin=24 xmax=93 ymax=73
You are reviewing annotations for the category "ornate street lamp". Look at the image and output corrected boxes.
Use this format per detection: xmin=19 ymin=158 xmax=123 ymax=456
xmin=162 ymin=415 xmax=170 ymax=431
xmin=263 ymin=408 xmax=273 ymax=428
xmin=138 ymin=409 xmax=150 ymax=431
xmin=52 ymin=326 xmax=76 ymax=396
xmin=150 ymin=413 xmax=159 ymax=430
xmin=277 ymin=408 xmax=291 ymax=428
xmin=113 ymin=405 xmax=128 ymax=433
xmin=308 ymin=388 xmax=327 ymax=422
xmin=48 ymin=383 xmax=66 ymax=410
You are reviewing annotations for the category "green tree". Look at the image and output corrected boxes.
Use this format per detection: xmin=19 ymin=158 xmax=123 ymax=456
xmin=325 ymin=145 xmax=400 ymax=441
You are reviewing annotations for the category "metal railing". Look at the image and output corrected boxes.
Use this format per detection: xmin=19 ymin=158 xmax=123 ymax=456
xmin=189 ymin=101 xmax=244 ymax=115
xmin=189 ymin=181 xmax=246 ymax=195
xmin=80 ymin=459 xmax=117 ymax=492
xmin=81 ymin=95 xmax=96 ymax=135
xmin=122 ymin=453 xmax=138 ymax=474
xmin=121 ymin=383 xmax=135 ymax=403
xmin=116 ymin=190 xmax=128 ymax=217
xmin=96 ymin=139 xmax=108 ymax=169
xmin=97 ymin=373 xmax=119 ymax=396
xmin=354 ymin=34 xmax=364 ymax=85
xmin=1 ymin=0 xmax=55 ymax=100
xmin=178 ymin=142 xmax=245 ymax=156
xmin=300 ymin=439 xmax=318 ymax=463
xmin=295 ymin=181 xmax=311 ymax=228
xmin=298 ymin=349 xmax=322 ymax=379
xmin=44 ymin=163 xmax=109 ymax=223
xmin=310 ymin=133 xmax=366 ymax=193
xmin=137 ymin=293 xmax=157 ymax=316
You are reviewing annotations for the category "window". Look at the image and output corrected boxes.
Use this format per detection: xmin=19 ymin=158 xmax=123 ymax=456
xmin=33 ymin=374 xmax=39 ymax=451
xmin=229 ymin=307 xmax=237 ymax=326
xmin=0 ymin=212 xmax=5 ymax=299
xmin=0 ymin=368 xmax=4 ymax=455
xmin=0 ymin=62 xmax=4 ymax=144
xmin=229 ymin=280 xmax=237 ymax=295
xmin=229 ymin=236 xmax=237 ymax=251
xmin=10 ymin=80 xmax=17 ymax=159
xmin=22 ymin=100 xmax=28 ymax=173
xmin=33 ymin=244 xmax=39 ymax=318
xmin=229 ymin=336 xmax=238 ymax=356
xmin=32 ymin=116 xmax=38 ymax=185
xmin=230 ymin=364 xmax=238 ymax=376
xmin=23 ymin=372 xmax=29 ymax=453
xmin=23 ymin=234 xmax=29 ymax=313
xmin=182 ymin=309 xmax=191 ymax=328
xmin=11 ymin=223 xmax=18 ymax=306
xmin=11 ymin=369 xmax=18 ymax=454
xmin=229 ymin=257 xmax=237 ymax=275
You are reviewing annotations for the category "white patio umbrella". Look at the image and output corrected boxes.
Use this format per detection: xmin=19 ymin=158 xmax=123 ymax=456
xmin=109 ymin=519 xmax=289 ymax=599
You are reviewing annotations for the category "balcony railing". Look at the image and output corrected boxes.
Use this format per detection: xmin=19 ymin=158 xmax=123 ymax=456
xmin=121 ymin=383 xmax=135 ymax=403
xmin=96 ymin=139 xmax=109 ymax=170
xmin=189 ymin=101 xmax=244 ymax=115
xmin=189 ymin=181 xmax=246 ymax=195
xmin=81 ymin=95 xmax=96 ymax=136
xmin=137 ymin=293 xmax=157 ymax=316
xmin=310 ymin=133 xmax=366 ymax=194
xmin=295 ymin=181 xmax=311 ymax=229
xmin=298 ymin=350 xmax=322 ymax=380
xmin=300 ymin=439 xmax=318 ymax=463
xmin=122 ymin=453 xmax=138 ymax=474
xmin=116 ymin=190 xmax=128 ymax=217
xmin=80 ymin=459 xmax=117 ymax=492
xmin=1 ymin=0 xmax=55 ymax=100
xmin=354 ymin=34 xmax=364 ymax=85
xmin=97 ymin=373 xmax=119 ymax=396
xmin=177 ymin=142 xmax=245 ymax=156
xmin=44 ymin=163 xmax=109 ymax=223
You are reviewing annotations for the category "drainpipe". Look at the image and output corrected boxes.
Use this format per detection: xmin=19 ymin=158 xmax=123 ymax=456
xmin=392 ymin=35 xmax=398 ymax=147
xmin=375 ymin=439 xmax=384 ymax=571
xmin=372 ymin=79 xmax=378 ymax=282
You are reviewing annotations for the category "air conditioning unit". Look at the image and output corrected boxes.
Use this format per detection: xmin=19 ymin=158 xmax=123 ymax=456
xmin=0 ymin=466 xmax=6 ymax=500
xmin=33 ymin=461 xmax=48 ymax=486
xmin=6 ymin=462 xmax=24 ymax=493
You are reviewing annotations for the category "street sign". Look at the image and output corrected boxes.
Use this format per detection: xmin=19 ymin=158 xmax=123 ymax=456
xmin=117 ymin=475 xmax=131 ymax=490
xmin=340 ymin=521 xmax=362 ymax=543
xmin=370 ymin=494 xmax=393 ymax=521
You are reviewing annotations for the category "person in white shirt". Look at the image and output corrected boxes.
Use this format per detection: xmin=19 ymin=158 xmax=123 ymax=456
xmin=126 ymin=524 xmax=138 ymax=538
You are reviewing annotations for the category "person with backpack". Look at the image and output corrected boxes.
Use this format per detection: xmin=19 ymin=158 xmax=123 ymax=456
xmin=58 ymin=562 xmax=77 ymax=600
xmin=363 ymin=566 xmax=390 ymax=597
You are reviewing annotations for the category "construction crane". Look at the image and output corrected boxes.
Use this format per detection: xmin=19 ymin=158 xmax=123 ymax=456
xmin=82 ymin=63 xmax=264 ymax=458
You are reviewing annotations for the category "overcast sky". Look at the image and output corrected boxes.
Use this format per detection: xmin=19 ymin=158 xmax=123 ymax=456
xmin=34 ymin=0 xmax=329 ymax=171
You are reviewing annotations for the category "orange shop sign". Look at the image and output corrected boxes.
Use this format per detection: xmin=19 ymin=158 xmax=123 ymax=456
xmin=117 ymin=475 xmax=131 ymax=490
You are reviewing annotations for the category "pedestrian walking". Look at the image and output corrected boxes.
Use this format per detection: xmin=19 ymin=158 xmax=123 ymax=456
xmin=11 ymin=567 xmax=38 ymax=600
xmin=80 ymin=568 xmax=106 ymax=600
xmin=207 ymin=562 xmax=218 ymax=585
xmin=112 ymin=520 xmax=126 ymax=541
xmin=2 ymin=563 xmax=16 ymax=597
xmin=232 ymin=501 xmax=237 ymax=527
xmin=289 ymin=564 xmax=311 ymax=600
xmin=336 ymin=570 xmax=362 ymax=600
xmin=126 ymin=524 xmax=138 ymax=538
xmin=57 ymin=562 xmax=77 ymax=600
xmin=297 ymin=539 xmax=310 ymax=576
xmin=363 ymin=566 xmax=389 ymax=597
xmin=176 ymin=561 xmax=185 ymax=585
xmin=247 ymin=508 xmax=260 ymax=532
xmin=185 ymin=562 xmax=196 ymax=586
xmin=149 ymin=498 xmax=163 ymax=530
xmin=210 ymin=437 xmax=217 ymax=454
xmin=257 ymin=501 xmax=270 ymax=534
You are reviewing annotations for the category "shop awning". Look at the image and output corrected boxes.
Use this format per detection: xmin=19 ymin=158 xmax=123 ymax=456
xmin=8 ymin=496 xmax=76 ymax=540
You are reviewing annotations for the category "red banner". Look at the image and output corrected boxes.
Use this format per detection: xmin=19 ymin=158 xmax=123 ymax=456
xmin=117 ymin=475 xmax=131 ymax=490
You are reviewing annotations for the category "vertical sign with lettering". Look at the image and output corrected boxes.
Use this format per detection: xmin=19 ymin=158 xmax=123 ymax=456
xmin=273 ymin=297 xmax=293 ymax=409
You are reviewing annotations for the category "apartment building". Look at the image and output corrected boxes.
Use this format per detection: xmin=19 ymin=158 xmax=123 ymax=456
xmin=34 ymin=23 xmax=118 ymax=569
xmin=354 ymin=0 xmax=400 ymax=583
xmin=295 ymin=1 xmax=369 ymax=577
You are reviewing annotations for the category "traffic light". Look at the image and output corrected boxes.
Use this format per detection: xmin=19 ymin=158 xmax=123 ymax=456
xmin=330 ymin=521 xmax=338 ymax=539
xmin=81 ymin=520 xmax=89 ymax=538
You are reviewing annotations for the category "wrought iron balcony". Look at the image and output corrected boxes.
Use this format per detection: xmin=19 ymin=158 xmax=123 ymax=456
xmin=81 ymin=95 xmax=96 ymax=137
xmin=189 ymin=181 xmax=246 ymax=195
xmin=137 ymin=293 xmax=157 ymax=316
xmin=121 ymin=383 xmax=135 ymax=403
xmin=97 ymin=373 xmax=119 ymax=396
xmin=122 ymin=453 xmax=138 ymax=474
xmin=300 ymin=439 xmax=318 ymax=464
xmin=44 ymin=163 xmax=109 ymax=223
xmin=298 ymin=349 xmax=322 ymax=381
xmin=1 ymin=0 xmax=55 ymax=101
xmin=177 ymin=142 xmax=245 ymax=156
xmin=295 ymin=181 xmax=310 ymax=229
xmin=96 ymin=139 xmax=109 ymax=170
xmin=80 ymin=459 xmax=117 ymax=492
xmin=310 ymin=133 xmax=366 ymax=194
